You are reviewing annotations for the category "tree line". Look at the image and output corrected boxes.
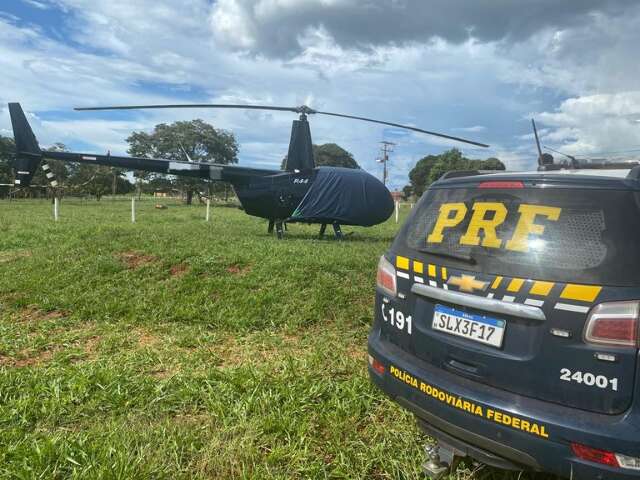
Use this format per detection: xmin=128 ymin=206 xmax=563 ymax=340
xmin=402 ymin=148 xmax=505 ymax=198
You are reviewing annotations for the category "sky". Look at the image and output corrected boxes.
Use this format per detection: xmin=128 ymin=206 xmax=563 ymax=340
xmin=1 ymin=0 xmax=640 ymax=189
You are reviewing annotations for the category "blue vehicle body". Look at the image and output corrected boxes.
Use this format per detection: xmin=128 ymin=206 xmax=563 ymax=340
xmin=368 ymin=171 xmax=640 ymax=478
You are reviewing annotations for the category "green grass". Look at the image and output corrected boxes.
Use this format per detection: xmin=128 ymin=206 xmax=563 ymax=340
xmin=0 ymin=198 xmax=554 ymax=479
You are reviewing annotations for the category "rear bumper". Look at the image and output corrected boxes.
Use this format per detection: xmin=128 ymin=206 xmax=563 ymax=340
xmin=368 ymin=326 xmax=640 ymax=479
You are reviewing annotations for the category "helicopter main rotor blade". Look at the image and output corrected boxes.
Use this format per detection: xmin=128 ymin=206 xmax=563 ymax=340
xmin=74 ymin=104 xmax=299 ymax=113
xmin=314 ymin=111 xmax=489 ymax=148
xmin=74 ymin=103 xmax=489 ymax=147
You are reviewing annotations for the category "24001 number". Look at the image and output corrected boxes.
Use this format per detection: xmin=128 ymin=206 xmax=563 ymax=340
xmin=559 ymin=368 xmax=618 ymax=391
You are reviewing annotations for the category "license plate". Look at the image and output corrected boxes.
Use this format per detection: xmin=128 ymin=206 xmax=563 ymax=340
xmin=432 ymin=304 xmax=505 ymax=348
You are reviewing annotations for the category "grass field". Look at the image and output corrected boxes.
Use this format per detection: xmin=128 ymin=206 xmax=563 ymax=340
xmin=0 ymin=198 xmax=555 ymax=479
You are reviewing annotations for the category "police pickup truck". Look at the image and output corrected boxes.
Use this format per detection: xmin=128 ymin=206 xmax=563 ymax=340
xmin=368 ymin=163 xmax=640 ymax=478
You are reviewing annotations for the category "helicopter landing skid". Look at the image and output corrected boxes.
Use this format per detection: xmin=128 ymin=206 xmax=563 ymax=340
xmin=332 ymin=222 xmax=344 ymax=240
xmin=318 ymin=223 xmax=344 ymax=240
xmin=275 ymin=221 xmax=285 ymax=239
xmin=270 ymin=220 xmax=287 ymax=238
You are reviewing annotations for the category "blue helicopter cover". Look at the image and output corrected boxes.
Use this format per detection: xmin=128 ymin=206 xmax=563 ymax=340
xmin=289 ymin=167 xmax=394 ymax=226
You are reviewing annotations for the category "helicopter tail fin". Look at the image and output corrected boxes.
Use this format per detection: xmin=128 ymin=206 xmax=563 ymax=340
xmin=9 ymin=102 xmax=43 ymax=187
xmin=284 ymin=118 xmax=314 ymax=171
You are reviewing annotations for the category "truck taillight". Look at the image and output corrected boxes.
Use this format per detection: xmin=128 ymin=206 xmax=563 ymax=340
xmin=571 ymin=443 xmax=640 ymax=470
xmin=376 ymin=255 xmax=397 ymax=297
xmin=478 ymin=180 xmax=524 ymax=189
xmin=584 ymin=301 xmax=639 ymax=347
xmin=571 ymin=443 xmax=619 ymax=467
xmin=368 ymin=354 xmax=385 ymax=375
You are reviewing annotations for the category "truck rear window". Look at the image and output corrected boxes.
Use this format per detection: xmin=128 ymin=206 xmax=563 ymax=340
xmin=403 ymin=186 xmax=640 ymax=286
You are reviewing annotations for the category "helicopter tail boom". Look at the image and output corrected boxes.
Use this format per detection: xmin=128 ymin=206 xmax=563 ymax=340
xmin=41 ymin=150 xmax=277 ymax=182
xmin=7 ymin=102 xmax=278 ymax=187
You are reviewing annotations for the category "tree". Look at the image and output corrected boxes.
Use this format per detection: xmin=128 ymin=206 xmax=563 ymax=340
xmin=313 ymin=143 xmax=359 ymax=168
xmin=281 ymin=143 xmax=360 ymax=170
xmin=481 ymin=157 xmax=505 ymax=170
xmin=127 ymin=119 xmax=238 ymax=204
xmin=0 ymin=135 xmax=14 ymax=184
xmin=67 ymin=164 xmax=114 ymax=201
xmin=0 ymin=136 xmax=14 ymax=198
xmin=142 ymin=175 xmax=175 ymax=195
xmin=406 ymin=148 xmax=505 ymax=197
xmin=110 ymin=167 xmax=127 ymax=196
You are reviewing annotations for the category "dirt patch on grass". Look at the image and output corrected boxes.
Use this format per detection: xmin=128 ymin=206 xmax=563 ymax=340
xmin=1 ymin=347 xmax=56 ymax=368
xmin=83 ymin=335 xmax=101 ymax=359
xmin=12 ymin=306 xmax=69 ymax=324
xmin=1 ymin=332 xmax=101 ymax=367
xmin=136 ymin=328 xmax=160 ymax=348
xmin=170 ymin=263 xmax=189 ymax=277
xmin=0 ymin=250 xmax=31 ymax=263
xmin=226 ymin=264 xmax=251 ymax=275
xmin=118 ymin=251 xmax=158 ymax=269
xmin=346 ymin=344 xmax=366 ymax=362
xmin=173 ymin=413 xmax=212 ymax=425
xmin=149 ymin=366 xmax=180 ymax=379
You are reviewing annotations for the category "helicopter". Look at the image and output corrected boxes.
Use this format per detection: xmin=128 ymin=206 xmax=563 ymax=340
xmin=8 ymin=102 xmax=488 ymax=239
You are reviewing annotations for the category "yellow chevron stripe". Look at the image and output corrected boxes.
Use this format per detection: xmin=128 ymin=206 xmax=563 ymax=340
xmin=396 ymin=256 xmax=409 ymax=270
xmin=560 ymin=284 xmax=602 ymax=303
xmin=491 ymin=276 xmax=503 ymax=289
xmin=428 ymin=264 xmax=436 ymax=277
xmin=530 ymin=281 xmax=554 ymax=296
xmin=507 ymin=278 xmax=525 ymax=293
xmin=413 ymin=260 xmax=423 ymax=274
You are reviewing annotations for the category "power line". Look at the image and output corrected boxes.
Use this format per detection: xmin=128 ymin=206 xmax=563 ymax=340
xmin=377 ymin=141 xmax=395 ymax=186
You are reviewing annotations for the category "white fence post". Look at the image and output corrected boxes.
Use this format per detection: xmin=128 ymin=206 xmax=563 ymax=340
xmin=395 ymin=200 xmax=399 ymax=223
xmin=131 ymin=197 xmax=136 ymax=223
xmin=206 ymin=198 xmax=211 ymax=222
xmin=53 ymin=197 xmax=59 ymax=221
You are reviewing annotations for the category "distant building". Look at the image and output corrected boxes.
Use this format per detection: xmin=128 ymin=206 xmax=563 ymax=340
xmin=390 ymin=190 xmax=404 ymax=202
xmin=153 ymin=189 xmax=181 ymax=198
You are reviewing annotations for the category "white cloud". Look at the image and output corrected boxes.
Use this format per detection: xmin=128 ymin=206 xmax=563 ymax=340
xmin=453 ymin=125 xmax=486 ymax=133
xmin=2 ymin=0 xmax=640 ymax=188
xmin=21 ymin=0 xmax=52 ymax=10
xmin=535 ymin=92 xmax=640 ymax=157
xmin=210 ymin=0 xmax=637 ymax=58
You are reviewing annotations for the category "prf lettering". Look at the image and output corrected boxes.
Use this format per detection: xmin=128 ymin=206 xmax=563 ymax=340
xmin=427 ymin=202 xmax=561 ymax=253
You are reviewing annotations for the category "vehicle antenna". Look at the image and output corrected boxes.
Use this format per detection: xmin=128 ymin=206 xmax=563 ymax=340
xmin=532 ymin=119 xmax=543 ymax=165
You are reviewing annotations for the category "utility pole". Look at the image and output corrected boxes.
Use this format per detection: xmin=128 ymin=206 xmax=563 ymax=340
xmin=377 ymin=141 xmax=395 ymax=186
